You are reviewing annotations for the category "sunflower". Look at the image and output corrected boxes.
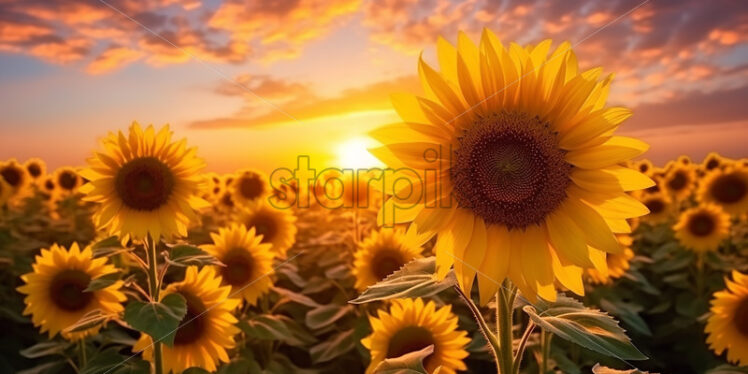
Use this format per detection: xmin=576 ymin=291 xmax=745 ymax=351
xmin=637 ymin=192 xmax=672 ymax=224
xmin=0 ymin=158 xmax=31 ymax=198
xmin=699 ymin=166 xmax=748 ymax=215
xmin=705 ymin=271 xmax=748 ymax=366
xmin=236 ymin=200 xmax=297 ymax=257
xmin=673 ymin=203 xmax=730 ymax=252
xmin=201 ymin=224 xmax=274 ymax=305
xmin=353 ymin=228 xmax=424 ymax=291
xmin=202 ymin=172 xmax=223 ymax=202
xmin=17 ymin=243 xmax=126 ymax=341
xmin=677 ymin=155 xmax=692 ymax=166
xmin=24 ymin=158 xmax=46 ymax=180
xmin=229 ymin=169 xmax=271 ymax=207
xmin=362 ymin=298 xmax=469 ymax=374
xmin=635 ymin=160 xmax=653 ymax=176
xmin=54 ymin=167 xmax=82 ymax=194
xmin=662 ymin=164 xmax=695 ymax=201
xmin=586 ymin=234 xmax=634 ymax=284
xmin=133 ymin=266 xmax=240 ymax=373
xmin=79 ymin=122 xmax=208 ymax=240
xmin=38 ymin=175 xmax=57 ymax=200
xmin=368 ymin=30 xmax=652 ymax=303
xmin=702 ymin=152 xmax=729 ymax=172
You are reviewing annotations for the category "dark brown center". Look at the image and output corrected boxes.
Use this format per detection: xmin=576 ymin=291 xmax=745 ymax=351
xmin=58 ymin=171 xmax=78 ymax=191
xmin=371 ymin=249 xmax=406 ymax=280
xmin=706 ymin=159 xmax=719 ymax=170
xmin=114 ymin=157 xmax=175 ymax=211
xmin=1 ymin=166 xmax=22 ymax=187
xmin=173 ymin=290 xmax=207 ymax=346
xmin=639 ymin=163 xmax=649 ymax=173
xmin=49 ymin=269 xmax=93 ymax=311
xmin=451 ymin=111 xmax=571 ymax=228
xmin=386 ymin=326 xmax=435 ymax=366
xmin=221 ymin=192 xmax=234 ymax=207
xmin=27 ymin=163 xmax=42 ymax=178
xmin=645 ymin=198 xmax=665 ymax=214
xmin=667 ymin=171 xmax=688 ymax=191
xmin=238 ymin=175 xmax=264 ymax=200
xmin=710 ymin=174 xmax=746 ymax=204
xmin=248 ymin=213 xmax=277 ymax=244
xmin=687 ymin=212 xmax=715 ymax=237
xmin=44 ymin=180 xmax=55 ymax=191
xmin=735 ymin=297 xmax=748 ymax=337
xmin=220 ymin=248 xmax=255 ymax=286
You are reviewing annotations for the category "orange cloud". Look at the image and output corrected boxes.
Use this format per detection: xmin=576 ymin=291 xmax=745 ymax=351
xmin=86 ymin=45 xmax=143 ymax=74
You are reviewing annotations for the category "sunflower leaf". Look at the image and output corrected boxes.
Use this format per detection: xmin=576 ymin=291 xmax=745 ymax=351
xmin=373 ymin=344 xmax=433 ymax=374
xmin=591 ymin=363 xmax=652 ymax=374
xmin=64 ymin=309 xmax=112 ymax=333
xmin=123 ymin=293 xmax=187 ymax=348
xmin=523 ymin=294 xmax=647 ymax=361
xmin=19 ymin=341 xmax=71 ymax=359
xmin=239 ymin=314 xmax=316 ymax=347
xmin=91 ymin=236 xmax=132 ymax=258
xmin=84 ymin=271 xmax=121 ymax=292
xmin=309 ymin=329 xmax=355 ymax=363
xmin=349 ymin=257 xmax=455 ymax=304
xmin=164 ymin=244 xmax=224 ymax=268
xmin=305 ymin=304 xmax=353 ymax=330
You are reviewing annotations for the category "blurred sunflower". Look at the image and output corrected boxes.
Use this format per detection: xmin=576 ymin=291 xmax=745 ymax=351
xmin=705 ymin=271 xmax=748 ymax=366
xmin=677 ymin=155 xmax=692 ymax=166
xmin=673 ymin=203 xmax=730 ymax=252
xmin=662 ymin=164 xmax=695 ymax=201
xmin=229 ymin=169 xmax=271 ymax=206
xmin=586 ymin=234 xmax=634 ymax=284
xmin=237 ymin=201 xmax=297 ymax=257
xmin=635 ymin=160 xmax=653 ymax=176
xmin=699 ymin=166 xmax=748 ymax=215
xmin=201 ymin=172 xmax=222 ymax=201
xmin=24 ymin=158 xmax=46 ymax=180
xmin=80 ymin=122 xmax=208 ymax=239
xmin=39 ymin=176 xmax=57 ymax=201
xmin=313 ymin=169 xmax=342 ymax=206
xmin=0 ymin=178 xmax=11 ymax=206
xmin=16 ymin=243 xmax=126 ymax=341
xmin=369 ymin=30 xmax=652 ymax=302
xmin=54 ymin=167 xmax=82 ymax=194
xmin=217 ymin=191 xmax=235 ymax=212
xmin=353 ymin=228 xmax=424 ymax=291
xmin=134 ymin=266 xmax=240 ymax=373
xmin=342 ymin=172 xmax=380 ymax=210
xmin=362 ymin=298 xmax=469 ymax=374
xmin=201 ymin=224 xmax=274 ymax=305
xmin=0 ymin=158 xmax=30 ymax=197
xmin=702 ymin=152 xmax=728 ymax=172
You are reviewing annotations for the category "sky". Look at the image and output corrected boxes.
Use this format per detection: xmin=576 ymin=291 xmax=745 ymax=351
xmin=0 ymin=0 xmax=746 ymax=173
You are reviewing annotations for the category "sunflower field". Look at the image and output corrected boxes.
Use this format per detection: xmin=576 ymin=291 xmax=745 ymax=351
xmin=1 ymin=31 xmax=748 ymax=374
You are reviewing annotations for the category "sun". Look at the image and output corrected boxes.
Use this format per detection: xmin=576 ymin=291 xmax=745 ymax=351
xmin=335 ymin=137 xmax=382 ymax=169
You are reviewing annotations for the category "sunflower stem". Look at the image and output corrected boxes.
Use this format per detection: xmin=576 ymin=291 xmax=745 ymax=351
xmin=512 ymin=320 xmax=535 ymax=374
xmin=497 ymin=281 xmax=517 ymax=374
xmin=78 ymin=338 xmax=87 ymax=367
xmin=145 ymin=235 xmax=163 ymax=374
xmin=453 ymin=285 xmax=500 ymax=364
xmin=539 ymin=329 xmax=552 ymax=374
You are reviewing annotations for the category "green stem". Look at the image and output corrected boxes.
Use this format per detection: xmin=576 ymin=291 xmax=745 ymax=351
xmin=497 ymin=281 xmax=517 ymax=374
xmin=453 ymin=286 xmax=500 ymax=364
xmin=539 ymin=329 xmax=552 ymax=374
xmin=512 ymin=321 xmax=535 ymax=374
xmin=78 ymin=338 xmax=87 ymax=367
xmin=145 ymin=235 xmax=163 ymax=374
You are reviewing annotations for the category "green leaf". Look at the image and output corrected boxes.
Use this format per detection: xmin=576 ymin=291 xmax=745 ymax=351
xmin=272 ymin=286 xmax=320 ymax=308
xmin=240 ymin=314 xmax=315 ymax=346
xmin=165 ymin=244 xmax=224 ymax=267
xmin=599 ymin=299 xmax=652 ymax=336
xmin=80 ymin=348 xmax=147 ymax=374
xmin=305 ymin=304 xmax=353 ymax=330
xmin=706 ymin=364 xmax=748 ymax=374
xmin=373 ymin=345 xmax=433 ymax=374
xmin=91 ymin=236 xmax=131 ymax=258
xmin=350 ymin=257 xmax=455 ymax=304
xmin=217 ymin=357 xmax=263 ymax=374
xmin=183 ymin=368 xmax=211 ymax=374
xmin=124 ymin=293 xmax=187 ymax=348
xmin=19 ymin=341 xmax=71 ymax=359
xmin=524 ymin=295 xmax=647 ymax=361
xmin=85 ymin=271 xmax=121 ymax=292
xmin=591 ymin=363 xmax=651 ymax=374
xmin=65 ymin=309 xmax=112 ymax=333
xmin=309 ymin=329 xmax=355 ymax=363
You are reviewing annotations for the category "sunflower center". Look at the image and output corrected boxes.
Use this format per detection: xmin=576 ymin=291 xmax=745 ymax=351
xmin=687 ymin=212 xmax=715 ymax=237
xmin=49 ymin=269 xmax=93 ymax=311
xmin=221 ymin=248 xmax=255 ymax=286
xmin=386 ymin=326 xmax=436 ymax=364
xmin=667 ymin=171 xmax=688 ymax=191
xmin=238 ymin=176 xmax=264 ymax=200
xmin=710 ymin=174 xmax=746 ymax=204
xmin=27 ymin=163 xmax=42 ymax=178
xmin=221 ymin=193 xmax=234 ymax=207
xmin=371 ymin=249 xmax=406 ymax=280
xmin=451 ymin=111 xmax=571 ymax=228
xmin=1 ymin=166 xmax=22 ymax=187
xmin=58 ymin=171 xmax=78 ymax=191
xmin=44 ymin=180 xmax=55 ymax=191
xmin=706 ymin=159 xmax=719 ymax=170
xmin=639 ymin=164 xmax=649 ymax=173
xmin=173 ymin=290 xmax=207 ymax=346
xmin=114 ymin=157 xmax=175 ymax=211
xmin=248 ymin=213 xmax=277 ymax=244
xmin=735 ymin=297 xmax=748 ymax=337
xmin=644 ymin=198 xmax=665 ymax=214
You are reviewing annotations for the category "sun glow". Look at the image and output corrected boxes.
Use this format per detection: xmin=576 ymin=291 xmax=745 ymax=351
xmin=335 ymin=137 xmax=382 ymax=169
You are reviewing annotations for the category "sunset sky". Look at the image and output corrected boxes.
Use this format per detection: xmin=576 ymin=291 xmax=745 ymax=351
xmin=0 ymin=0 xmax=746 ymax=172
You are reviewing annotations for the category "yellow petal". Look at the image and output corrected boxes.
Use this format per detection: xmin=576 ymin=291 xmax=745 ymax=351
xmin=566 ymin=136 xmax=649 ymax=169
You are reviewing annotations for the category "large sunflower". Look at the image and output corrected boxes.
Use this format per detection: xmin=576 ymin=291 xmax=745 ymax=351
xmin=236 ymin=200 xmax=297 ymax=257
xmin=17 ymin=243 xmax=126 ymax=341
xmin=362 ymin=298 xmax=469 ymax=374
xmin=705 ymin=271 xmax=748 ymax=366
xmin=662 ymin=164 xmax=695 ymax=201
xmin=133 ymin=266 xmax=240 ymax=373
xmin=80 ymin=122 xmax=208 ymax=239
xmin=369 ymin=30 xmax=652 ymax=303
xmin=586 ymin=234 xmax=634 ymax=285
xmin=24 ymin=158 xmax=46 ymax=181
xmin=54 ymin=167 xmax=82 ymax=195
xmin=673 ymin=204 xmax=730 ymax=252
xmin=0 ymin=158 xmax=31 ymax=198
xmin=699 ymin=166 xmax=748 ymax=215
xmin=353 ymin=228 xmax=424 ymax=291
xmin=229 ymin=169 xmax=271 ymax=206
xmin=201 ymin=224 xmax=274 ymax=305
